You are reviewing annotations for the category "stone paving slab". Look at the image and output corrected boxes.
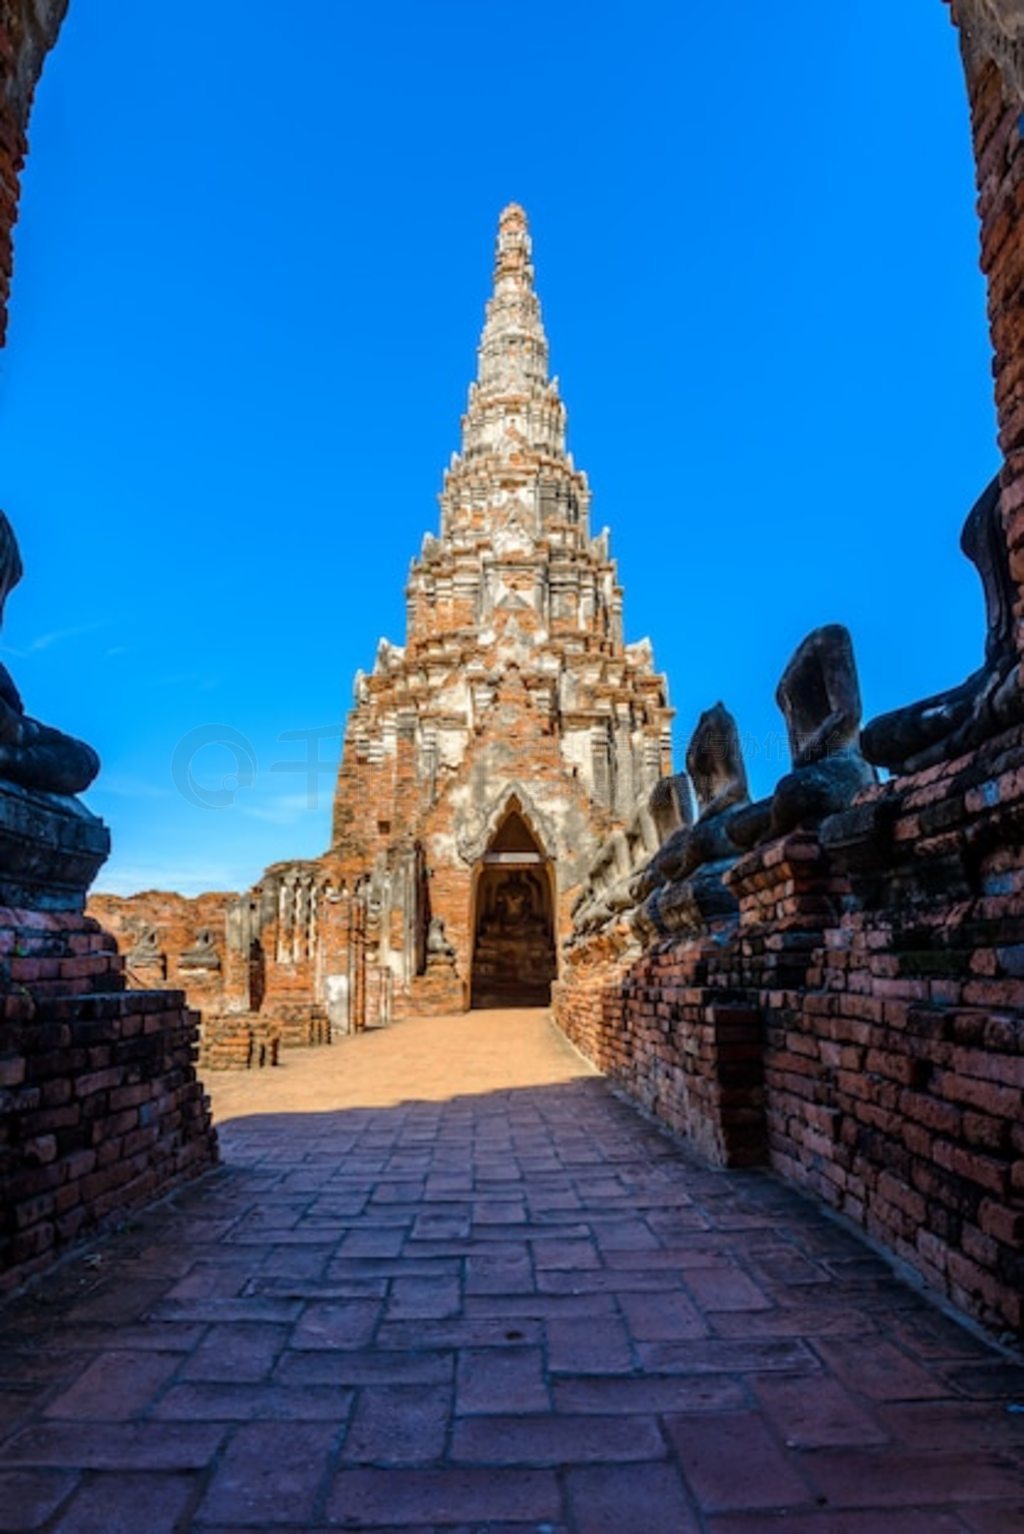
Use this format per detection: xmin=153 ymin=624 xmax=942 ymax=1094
xmin=0 ymin=1009 xmax=1021 ymax=1532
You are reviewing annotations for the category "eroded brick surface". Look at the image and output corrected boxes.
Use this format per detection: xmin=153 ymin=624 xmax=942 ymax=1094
xmin=0 ymin=1009 xmax=1019 ymax=1531
xmin=0 ymin=909 xmax=217 ymax=1292
xmin=554 ymin=744 xmax=1024 ymax=1342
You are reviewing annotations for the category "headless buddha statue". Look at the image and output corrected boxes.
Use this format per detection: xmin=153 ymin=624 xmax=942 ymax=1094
xmin=180 ymin=927 xmax=222 ymax=971
xmin=0 ymin=514 xmax=99 ymax=797
xmin=570 ymin=776 xmax=689 ymax=940
xmin=630 ymin=703 xmax=752 ymax=939
xmin=633 ymin=702 xmax=747 ymax=901
xmin=575 ymin=832 xmax=632 ymax=934
xmin=768 ymin=623 xmax=875 ymax=838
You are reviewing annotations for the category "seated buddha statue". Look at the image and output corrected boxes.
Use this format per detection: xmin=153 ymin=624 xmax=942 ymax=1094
xmin=633 ymin=702 xmax=748 ymax=900
xmin=494 ymin=872 xmax=543 ymax=930
xmin=767 ymin=623 xmax=875 ymax=838
xmin=0 ymin=513 xmax=99 ymax=797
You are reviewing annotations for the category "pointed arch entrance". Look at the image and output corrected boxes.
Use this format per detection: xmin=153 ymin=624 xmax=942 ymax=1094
xmin=470 ymin=798 xmax=557 ymax=1009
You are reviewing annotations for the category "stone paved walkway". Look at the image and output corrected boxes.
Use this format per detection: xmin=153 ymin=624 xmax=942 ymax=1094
xmin=1 ymin=1010 xmax=1023 ymax=1533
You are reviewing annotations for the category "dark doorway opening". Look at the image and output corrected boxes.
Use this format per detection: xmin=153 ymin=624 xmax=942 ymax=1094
xmin=470 ymin=805 xmax=557 ymax=1008
xmin=248 ymin=936 xmax=266 ymax=1013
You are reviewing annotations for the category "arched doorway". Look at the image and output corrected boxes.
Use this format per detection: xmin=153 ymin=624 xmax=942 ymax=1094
xmin=470 ymin=801 xmax=557 ymax=1008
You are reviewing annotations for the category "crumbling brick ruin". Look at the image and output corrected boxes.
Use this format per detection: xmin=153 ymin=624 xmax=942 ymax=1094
xmin=0 ymin=1 xmax=217 ymax=1290
xmin=94 ymin=204 xmax=675 ymax=1059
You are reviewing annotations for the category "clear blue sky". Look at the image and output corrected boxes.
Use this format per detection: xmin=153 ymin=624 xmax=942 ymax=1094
xmin=0 ymin=0 xmax=997 ymax=895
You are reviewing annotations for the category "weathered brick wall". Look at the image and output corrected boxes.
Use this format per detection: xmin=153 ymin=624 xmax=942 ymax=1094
xmin=768 ymin=730 xmax=1024 ymax=1337
xmin=554 ymin=738 xmax=1024 ymax=1338
xmin=556 ymin=945 xmax=766 ymax=1168
xmin=1 ymin=989 xmax=215 ymax=1286
xmin=552 ymin=953 xmax=621 ymax=1075
xmin=200 ymin=1013 xmax=281 ymax=1071
xmin=0 ymin=908 xmax=217 ymax=1287
xmin=556 ymin=833 xmax=841 ymax=1177
xmin=1 ymin=905 xmax=123 ymax=1000
xmin=89 ymin=890 xmax=232 ymax=1011
xmin=955 ymin=30 xmax=1024 ymax=634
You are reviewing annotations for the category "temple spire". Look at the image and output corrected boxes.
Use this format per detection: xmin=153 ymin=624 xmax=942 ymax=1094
xmin=475 ymin=203 xmax=551 ymax=400
xmin=494 ymin=202 xmax=535 ymax=285
xmin=457 ymin=204 xmax=566 ymax=466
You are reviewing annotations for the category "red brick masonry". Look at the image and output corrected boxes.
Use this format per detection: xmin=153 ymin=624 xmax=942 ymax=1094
xmin=0 ymin=907 xmax=217 ymax=1288
xmin=555 ymin=727 xmax=1024 ymax=1340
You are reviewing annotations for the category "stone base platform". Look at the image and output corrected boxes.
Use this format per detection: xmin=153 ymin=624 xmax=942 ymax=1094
xmin=0 ymin=784 xmax=109 ymax=912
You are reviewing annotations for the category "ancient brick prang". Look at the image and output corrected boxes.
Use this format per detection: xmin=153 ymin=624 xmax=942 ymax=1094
xmin=324 ymin=204 xmax=673 ymax=1016
xmin=95 ymin=206 xmax=675 ymax=1040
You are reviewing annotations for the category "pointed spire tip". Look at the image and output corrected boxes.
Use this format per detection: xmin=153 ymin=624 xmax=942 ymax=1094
xmin=494 ymin=203 xmax=533 ymax=286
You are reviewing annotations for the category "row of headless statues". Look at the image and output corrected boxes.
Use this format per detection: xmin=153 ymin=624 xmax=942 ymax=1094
xmin=573 ymin=476 xmax=1024 ymax=942
xmin=0 ymin=473 xmax=1021 ymax=822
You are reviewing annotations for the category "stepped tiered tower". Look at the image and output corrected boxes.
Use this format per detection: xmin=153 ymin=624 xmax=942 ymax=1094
xmin=322 ymin=204 xmax=672 ymax=1014
xmin=92 ymin=204 xmax=673 ymax=1031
